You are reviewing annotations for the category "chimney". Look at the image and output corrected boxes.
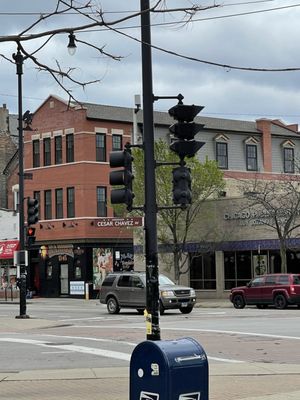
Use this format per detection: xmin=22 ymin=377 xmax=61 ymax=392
xmin=256 ymin=119 xmax=272 ymax=173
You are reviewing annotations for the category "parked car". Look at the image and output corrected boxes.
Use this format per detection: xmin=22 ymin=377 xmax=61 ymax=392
xmin=99 ymin=271 xmax=196 ymax=314
xmin=230 ymin=273 xmax=300 ymax=309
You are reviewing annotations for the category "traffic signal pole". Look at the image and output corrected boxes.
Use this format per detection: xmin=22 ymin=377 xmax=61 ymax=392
xmin=140 ymin=0 xmax=160 ymax=340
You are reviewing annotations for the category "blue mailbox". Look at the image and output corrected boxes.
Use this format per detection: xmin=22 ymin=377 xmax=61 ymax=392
xmin=130 ymin=337 xmax=208 ymax=400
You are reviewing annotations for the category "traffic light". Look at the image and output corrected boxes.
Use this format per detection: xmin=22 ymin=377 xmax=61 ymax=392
xmin=26 ymin=226 xmax=36 ymax=246
xmin=27 ymin=197 xmax=39 ymax=225
xmin=169 ymin=102 xmax=205 ymax=159
xmin=172 ymin=166 xmax=192 ymax=205
xmin=109 ymin=144 xmax=134 ymax=211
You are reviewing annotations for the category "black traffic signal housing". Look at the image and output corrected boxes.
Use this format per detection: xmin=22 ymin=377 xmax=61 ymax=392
xmin=26 ymin=226 xmax=36 ymax=246
xmin=172 ymin=165 xmax=192 ymax=206
xmin=27 ymin=197 xmax=39 ymax=225
xmin=109 ymin=143 xmax=134 ymax=211
xmin=169 ymin=102 xmax=205 ymax=160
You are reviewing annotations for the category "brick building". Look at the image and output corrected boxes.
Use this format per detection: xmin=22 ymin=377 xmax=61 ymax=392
xmin=23 ymin=95 xmax=141 ymax=297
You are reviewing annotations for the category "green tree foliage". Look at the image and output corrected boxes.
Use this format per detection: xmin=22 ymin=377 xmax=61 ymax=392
xmin=132 ymin=139 xmax=225 ymax=282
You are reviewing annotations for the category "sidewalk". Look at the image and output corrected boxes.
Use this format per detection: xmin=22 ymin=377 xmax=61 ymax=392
xmin=0 ymin=363 xmax=300 ymax=400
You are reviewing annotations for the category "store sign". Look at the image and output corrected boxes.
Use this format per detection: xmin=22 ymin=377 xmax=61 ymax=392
xmin=0 ymin=240 xmax=19 ymax=259
xmin=95 ymin=217 xmax=143 ymax=228
xmin=70 ymin=281 xmax=85 ymax=295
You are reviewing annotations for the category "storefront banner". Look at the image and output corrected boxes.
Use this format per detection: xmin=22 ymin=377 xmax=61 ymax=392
xmin=0 ymin=240 xmax=19 ymax=259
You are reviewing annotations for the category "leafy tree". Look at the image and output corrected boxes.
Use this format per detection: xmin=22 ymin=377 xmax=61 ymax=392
xmin=244 ymin=176 xmax=300 ymax=273
xmin=132 ymin=139 xmax=224 ymax=282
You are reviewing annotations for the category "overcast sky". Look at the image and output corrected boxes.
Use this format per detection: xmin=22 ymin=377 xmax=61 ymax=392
xmin=1 ymin=0 xmax=300 ymax=125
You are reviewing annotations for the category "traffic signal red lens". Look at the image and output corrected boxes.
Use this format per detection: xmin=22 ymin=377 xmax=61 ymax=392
xmin=27 ymin=227 xmax=35 ymax=236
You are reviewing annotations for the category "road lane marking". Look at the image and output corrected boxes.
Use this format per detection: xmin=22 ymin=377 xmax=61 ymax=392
xmin=71 ymin=325 xmax=300 ymax=341
xmin=0 ymin=337 xmax=244 ymax=364
xmin=0 ymin=338 xmax=131 ymax=361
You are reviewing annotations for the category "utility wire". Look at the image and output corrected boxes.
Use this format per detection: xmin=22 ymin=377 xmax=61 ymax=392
xmin=107 ymin=24 xmax=300 ymax=72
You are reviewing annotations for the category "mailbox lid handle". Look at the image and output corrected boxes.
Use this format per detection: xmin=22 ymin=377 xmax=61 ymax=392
xmin=175 ymin=353 xmax=206 ymax=363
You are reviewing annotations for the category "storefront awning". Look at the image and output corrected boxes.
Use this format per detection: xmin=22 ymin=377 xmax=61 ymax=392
xmin=0 ymin=240 xmax=19 ymax=259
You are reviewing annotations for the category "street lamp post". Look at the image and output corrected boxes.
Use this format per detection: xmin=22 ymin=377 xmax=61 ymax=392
xmin=13 ymin=45 xmax=29 ymax=319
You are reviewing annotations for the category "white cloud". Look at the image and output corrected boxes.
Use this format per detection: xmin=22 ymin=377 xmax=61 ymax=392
xmin=1 ymin=0 xmax=300 ymax=125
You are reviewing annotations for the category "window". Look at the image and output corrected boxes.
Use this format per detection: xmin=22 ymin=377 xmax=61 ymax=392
xmin=284 ymin=147 xmax=294 ymax=173
xmin=265 ymin=275 xmax=276 ymax=285
xmin=278 ymin=275 xmax=289 ymax=285
xmin=224 ymin=251 xmax=252 ymax=290
xmin=216 ymin=142 xmax=228 ymax=169
xmin=96 ymin=133 xmax=106 ymax=162
xmin=97 ymin=187 xmax=107 ymax=217
xmin=55 ymin=136 xmax=62 ymax=164
xmin=44 ymin=190 xmax=52 ymax=220
xmin=66 ymin=134 xmax=74 ymax=163
xmin=117 ymin=275 xmax=131 ymax=287
xmin=190 ymin=253 xmax=216 ymax=289
xmin=32 ymin=140 xmax=40 ymax=167
xmin=251 ymin=277 xmax=264 ymax=287
xmin=246 ymin=144 xmax=258 ymax=171
xmin=112 ymin=134 xmax=122 ymax=151
xmin=33 ymin=191 xmax=41 ymax=220
xmin=55 ymin=188 xmax=63 ymax=219
xmin=43 ymin=138 xmax=51 ymax=166
xmin=67 ymin=187 xmax=75 ymax=218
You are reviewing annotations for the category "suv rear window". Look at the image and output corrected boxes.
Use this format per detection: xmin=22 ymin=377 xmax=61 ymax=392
xmin=293 ymin=275 xmax=300 ymax=284
xmin=102 ymin=275 xmax=116 ymax=286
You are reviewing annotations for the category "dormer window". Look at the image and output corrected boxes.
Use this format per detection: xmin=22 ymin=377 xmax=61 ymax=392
xmin=284 ymin=147 xmax=294 ymax=173
xmin=215 ymin=134 xmax=229 ymax=169
xmin=282 ymin=140 xmax=295 ymax=174
xmin=246 ymin=144 xmax=258 ymax=171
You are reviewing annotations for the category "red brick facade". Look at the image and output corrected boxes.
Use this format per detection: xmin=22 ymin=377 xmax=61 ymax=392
xmin=22 ymin=96 xmax=136 ymax=297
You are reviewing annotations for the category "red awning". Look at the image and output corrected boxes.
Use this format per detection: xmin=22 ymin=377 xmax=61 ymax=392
xmin=0 ymin=240 xmax=19 ymax=259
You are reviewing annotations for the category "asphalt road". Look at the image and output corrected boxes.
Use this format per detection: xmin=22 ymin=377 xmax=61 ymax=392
xmin=0 ymin=298 xmax=300 ymax=372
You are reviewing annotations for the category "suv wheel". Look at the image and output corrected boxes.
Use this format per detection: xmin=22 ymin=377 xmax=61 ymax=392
xmin=233 ymin=294 xmax=245 ymax=309
xmin=107 ymin=297 xmax=120 ymax=314
xmin=180 ymin=306 xmax=193 ymax=314
xmin=159 ymin=302 xmax=165 ymax=315
xmin=273 ymin=294 xmax=287 ymax=309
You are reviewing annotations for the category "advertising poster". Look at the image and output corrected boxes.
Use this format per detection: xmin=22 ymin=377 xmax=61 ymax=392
xmin=93 ymin=248 xmax=113 ymax=289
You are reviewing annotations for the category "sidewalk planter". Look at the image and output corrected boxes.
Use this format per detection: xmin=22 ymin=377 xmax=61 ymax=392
xmin=130 ymin=337 xmax=208 ymax=400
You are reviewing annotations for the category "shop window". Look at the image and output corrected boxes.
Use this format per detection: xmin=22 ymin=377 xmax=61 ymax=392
xmin=46 ymin=263 xmax=53 ymax=280
xmin=224 ymin=251 xmax=252 ymax=290
xmin=74 ymin=261 xmax=82 ymax=279
xmin=190 ymin=253 xmax=216 ymax=290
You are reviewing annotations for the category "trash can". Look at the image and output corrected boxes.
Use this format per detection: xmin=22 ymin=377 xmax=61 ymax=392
xmin=130 ymin=337 xmax=208 ymax=400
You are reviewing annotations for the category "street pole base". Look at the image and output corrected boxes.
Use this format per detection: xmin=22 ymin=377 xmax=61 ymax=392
xmin=15 ymin=314 xmax=30 ymax=319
